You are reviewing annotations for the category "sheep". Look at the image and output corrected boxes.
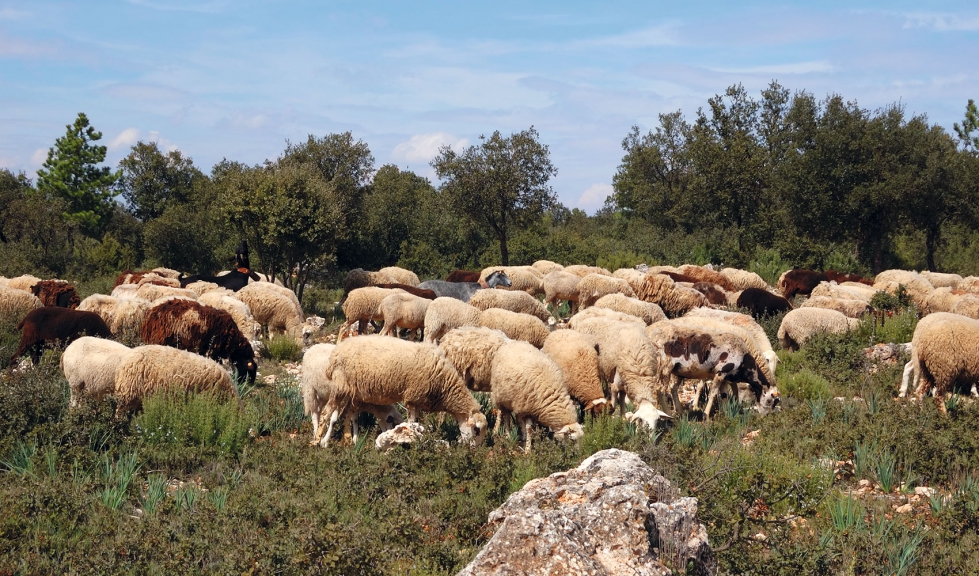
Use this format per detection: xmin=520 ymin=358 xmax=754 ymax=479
xmin=592 ymin=293 xmax=666 ymax=325
xmin=0 ymin=284 xmax=43 ymax=320
xmin=542 ymin=270 xmax=582 ymax=318
xmin=958 ymin=276 xmax=979 ymax=295
xmin=184 ymin=281 xmax=223 ymax=297
xmin=322 ymin=335 xmax=488 ymax=446
xmin=568 ymin=306 xmax=646 ymax=329
xmin=113 ymin=345 xmax=236 ymax=416
xmin=446 ymin=270 xmax=481 ymax=283
xmin=150 ymin=267 xmax=182 ymax=279
xmin=542 ymin=329 xmax=607 ymax=414
xmin=810 ymin=282 xmax=873 ymax=303
xmin=438 ymin=327 xmax=511 ymax=391
xmin=692 ymin=282 xmax=728 ymax=306
xmin=720 ymin=268 xmax=770 ymax=291
xmin=479 ymin=267 xmax=543 ymax=296
xmin=824 ymin=270 xmax=872 ymax=285
xmin=778 ymin=269 xmax=830 ymax=299
xmin=197 ymin=291 xmax=262 ymax=341
xmin=901 ymin=313 xmax=979 ymax=410
xmin=61 ymin=336 xmax=131 ymax=408
xmin=179 ymin=269 xmax=260 ymax=292
xmin=341 ymin=268 xmax=397 ymax=301
xmin=422 ymin=297 xmax=484 ymax=345
xmin=800 ymin=296 xmax=871 ymax=318
xmin=109 ymin=284 xmax=139 ymax=299
xmin=630 ymin=273 xmax=710 ymax=317
xmin=378 ymin=292 xmax=431 ymax=340
xmin=30 ymin=280 xmax=80 ymax=309
xmin=77 ymin=294 xmax=152 ymax=337
xmin=563 ymin=265 xmax=611 ymax=278
xmin=336 ymin=286 xmax=405 ymax=340
xmin=478 ymin=307 xmax=550 ymax=348
xmin=612 ymin=267 xmax=645 ymax=284
xmin=4 ymin=274 xmax=43 ymax=292
xmin=301 ymin=343 xmax=402 ymax=447
xmin=468 ymin=289 xmax=551 ymax=323
xmin=133 ymin=283 xmax=199 ymax=303
xmin=923 ymin=288 xmax=971 ymax=315
xmin=532 ymin=260 xmax=564 ymax=276
xmin=250 ymin=282 xmax=303 ymax=318
xmin=490 ymin=340 xmax=584 ymax=451
xmin=237 ymin=282 xmax=316 ymax=342
xmin=570 ymin=316 xmax=669 ymax=431
xmin=646 ymin=265 xmax=682 ymax=275
xmin=873 ymin=275 xmax=935 ymax=310
xmin=777 ymin=308 xmax=862 ymax=351
xmin=838 ymin=282 xmax=881 ymax=300
xmin=684 ymin=307 xmax=778 ymax=376
xmin=736 ymin=288 xmax=793 ymax=318
xmin=417 ymin=270 xmax=511 ymax=302
xmin=378 ymin=266 xmax=420 ymax=287
xmin=141 ymin=299 xmax=258 ymax=384
xmin=951 ymin=297 xmax=979 ymax=319
xmin=577 ymin=273 xmax=636 ymax=308
xmin=677 ymin=265 xmax=736 ymax=291
xmin=11 ymin=307 xmax=112 ymax=365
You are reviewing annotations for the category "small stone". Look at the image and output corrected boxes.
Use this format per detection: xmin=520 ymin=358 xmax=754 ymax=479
xmin=894 ymin=503 xmax=914 ymax=514
xmin=858 ymin=479 xmax=872 ymax=488
xmin=914 ymin=486 xmax=936 ymax=497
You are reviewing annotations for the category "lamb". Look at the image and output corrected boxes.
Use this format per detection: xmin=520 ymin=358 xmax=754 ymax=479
xmin=417 ymin=270 xmax=511 ymax=302
xmin=800 ymin=295 xmax=870 ymax=318
xmin=301 ymin=343 xmax=402 ymax=447
xmin=11 ymin=307 xmax=112 ymax=365
xmin=677 ymin=264 xmax=736 ymax=291
xmin=468 ymin=289 xmax=551 ymax=323
xmin=592 ymin=293 xmax=666 ymax=325
xmin=141 ymin=298 xmax=258 ymax=384
xmin=322 ymin=336 xmax=488 ymax=446
xmin=378 ymin=292 xmax=431 ymax=340
xmin=490 ymin=340 xmax=584 ymax=451
xmin=113 ymin=345 xmax=236 ymax=416
xmin=423 ymin=297 xmax=484 ymax=344
xmin=532 ymin=260 xmax=564 ymax=276
xmin=197 ymin=291 xmax=263 ymax=340
xmin=630 ymin=273 xmax=710 ymax=317
xmin=577 ymin=274 xmax=636 ymax=308
xmin=478 ymin=307 xmax=550 ymax=348
xmin=542 ymin=270 xmax=582 ymax=318
xmin=720 ymin=268 xmax=770 ymax=291
xmin=236 ymin=282 xmax=316 ymax=342
xmin=336 ymin=286 xmax=405 ymax=340
xmin=30 ymin=280 xmax=80 ymax=309
xmin=542 ymin=329 xmax=608 ymax=414
xmin=438 ymin=327 xmax=511 ymax=391
xmin=684 ymin=307 xmax=778 ymax=375
xmin=77 ymin=294 xmax=152 ymax=337
xmin=378 ymin=266 xmax=420 ymax=287
xmin=901 ymin=313 xmax=979 ymax=410
xmin=0 ymin=284 xmax=43 ymax=320
xmin=736 ymin=288 xmax=793 ymax=318
xmin=61 ymin=336 xmax=131 ymax=408
xmin=777 ymin=308 xmax=862 ymax=351
xmin=563 ymin=265 xmax=612 ymax=278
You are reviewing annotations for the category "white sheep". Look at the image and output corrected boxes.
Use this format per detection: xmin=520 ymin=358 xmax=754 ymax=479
xmin=62 ymin=336 xmax=132 ymax=408
xmin=532 ymin=260 xmax=564 ymax=276
xmin=777 ymin=308 xmax=862 ymax=351
xmin=678 ymin=264 xmax=736 ymax=291
xmin=335 ymin=286 xmax=405 ymax=340
xmin=378 ymin=266 xmax=420 ymax=287
xmin=800 ymin=296 xmax=871 ymax=318
xmin=810 ymin=282 xmax=873 ymax=303
xmin=479 ymin=266 xmax=543 ymax=296
xmin=684 ymin=307 xmax=778 ymax=375
xmin=0 ymin=284 xmax=43 ymax=319
xmin=253 ymin=282 xmax=303 ymax=318
xmin=438 ymin=326 xmax=512 ymax=391
xmin=920 ymin=271 xmax=964 ymax=289
xmin=873 ymin=271 xmax=935 ymax=310
xmin=951 ymin=297 xmax=979 ymax=319
xmin=423 ymin=297 xmax=483 ymax=344
xmin=323 ymin=336 xmax=488 ymax=445
xmin=3 ymin=274 xmax=43 ymax=292
xmin=630 ymin=273 xmax=710 ymax=317
xmin=568 ymin=306 xmax=646 ymax=329
xmin=237 ymin=282 xmax=317 ymax=342
xmin=113 ymin=344 xmax=236 ymax=416
xmin=900 ymin=313 xmax=979 ymax=410
xmin=958 ymin=276 xmax=979 ymax=294
xmin=478 ymin=307 xmax=550 ymax=348
xmin=378 ymin=292 xmax=431 ymax=340
xmin=150 ymin=267 xmax=182 ymax=279
xmin=593 ymin=293 xmax=666 ymax=325
xmin=197 ymin=291 xmax=263 ymax=341
xmin=468 ymin=289 xmax=551 ymax=323
xmin=490 ymin=340 xmax=583 ymax=451
xmin=184 ymin=280 xmax=223 ymax=297
xmin=720 ymin=268 xmax=770 ymax=291
xmin=133 ymin=283 xmax=199 ymax=302
xmin=542 ymin=270 xmax=582 ymax=318
xmin=923 ymin=288 xmax=972 ymax=315
xmin=301 ymin=343 xmax=403 ymax=446
xmin=577 ymin=273 xmax=636 ymax=308
xmin=542 ymin=329 xmax=608 ymax=414
xmin=77 ymin=294 xmax=152 ymax=337
xmin=563 ymin=264 xmax=612 ymax=278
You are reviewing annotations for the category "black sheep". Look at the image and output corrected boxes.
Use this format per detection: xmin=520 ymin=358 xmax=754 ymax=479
xmin=736 ymin=288 xmax=794 ymax=318
xmin=11 ymin=307 xmax=112 ymax=365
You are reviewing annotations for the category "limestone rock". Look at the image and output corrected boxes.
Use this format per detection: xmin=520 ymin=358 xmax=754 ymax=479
xmin=375 ymin=422 xmax=425 ymax=451
xmin=457 ymin=448 xmax=715 ymax=576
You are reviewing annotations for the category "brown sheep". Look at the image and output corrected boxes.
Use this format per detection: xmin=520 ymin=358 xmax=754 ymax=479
xmin=30 ymin=280 xmax=80 ymax=309
xmin=11 ymin=307 xmax=112 ymax=365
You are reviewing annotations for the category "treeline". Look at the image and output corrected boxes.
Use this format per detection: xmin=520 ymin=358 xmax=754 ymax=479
xmin=2 ymin=86 xmax=978 ymax=296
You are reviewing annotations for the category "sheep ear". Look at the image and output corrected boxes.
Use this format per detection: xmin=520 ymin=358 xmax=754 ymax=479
xmin=593 ymin=342 xmax=601 ymax=355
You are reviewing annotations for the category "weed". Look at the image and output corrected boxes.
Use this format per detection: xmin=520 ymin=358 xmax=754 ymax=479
xmin=208 ymin=486 xmax=230 ymax=512
xmin=875 ymin=450 xmax=897 ymax=493
xmin=826 ymin=493 xmax=865 ymax=533
xmin=808 ymin=396 xmax=828 ymax=425
xmin=174 ymin=483 xmax=200 ymax=511
xmin=887 ymin=529 xmax=926 ymax=576
xmin=1 ymin=439 xmax=37 ymax=477
xmin=853 ymin=440 xmax=876 ymax=480
xmin=99 ymin=451 xmax=140 ymax=511
xmin=672 ymin=416 xmax=698 ymax=448
xmin=135 ymin=390 xmax=253 ymax=457
xmin=142 ymin=473 xmax=169 ymax=516
xmin=260 ymin=333 xmax=303 ymax=362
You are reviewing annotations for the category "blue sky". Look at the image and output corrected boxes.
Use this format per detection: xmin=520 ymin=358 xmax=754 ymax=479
xmin=1 ymin=1 xmax=977 ymax=213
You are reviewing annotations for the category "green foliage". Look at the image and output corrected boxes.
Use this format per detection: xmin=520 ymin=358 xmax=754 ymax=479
xmin=118 ymin=141 xmax=204 ymax=221
xmin=35 ymin=112 xmax=120 ymax=237
xmin=135 ymin=391 xmax=253 ymax=458
xmin=779 ymin=368 xmax=832 ymax=402
xmin=260 ymin=334 xmax=303 ymax=362
xmin=595 ymin=250 xmax=654 ymax=273
xmin=748 ymin=247 xmax=786 ymax=286
xmin=826 ymin=493 xmax=864 ymax=533
xmin=953 ymin=98 xmax=979 ymax=152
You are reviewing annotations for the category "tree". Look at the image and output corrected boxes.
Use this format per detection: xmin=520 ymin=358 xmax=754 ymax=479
xmin=118 ymin=141 xmax=204 ymax=221
xmin=431 ymin=127 xmax=557 ymax=265
xmin=954 ymin=99 xmax=979 ymax=153
xmin=35 ymin=113 xmax=120 ymax=237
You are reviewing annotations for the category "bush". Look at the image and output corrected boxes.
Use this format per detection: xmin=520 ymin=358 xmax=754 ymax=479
xmin=260 ymin=334 xmax=303 ymax=362
xmin=135 ymin=390 xmax=253 ymax=458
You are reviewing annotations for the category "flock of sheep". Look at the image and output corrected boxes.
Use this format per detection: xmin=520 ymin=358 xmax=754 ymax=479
xmin=2 ymin=260 xmax=977 ymax=451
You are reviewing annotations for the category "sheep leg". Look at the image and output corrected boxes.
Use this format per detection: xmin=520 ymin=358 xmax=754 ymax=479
xmin=690 ymin=380 xmax=707 ymax=411
xmin=522 ymin=416 xmax=534 ymax=452
xmin=319 ymin=408 xmax=341 ymax=448
xmin=406 ymin=405 xmax=420 ymax=423
xmin=612 ymin=371 xmax=628 ymax=417
xmin=670 ymin=377 xmax=685 ymax=417
xmin=494 ymin=409 xmax=511 ymax=437
xmin=702 ymin=375 xmax=728 ymax=421
xmin=899 ymin=357 xmax=916 ymax=398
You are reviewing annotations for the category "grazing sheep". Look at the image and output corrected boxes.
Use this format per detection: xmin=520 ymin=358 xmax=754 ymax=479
xmin=179 ymin=269 xmax=259 ymax=292
xmin=777 ymin=308 xmax=862 ymax=351
xmin=951 ymin=297 xmax=979 ymax=319
xmin=30 ymin=280 xmax=80 ymax=309
xmin=542 ymin=329 xmax=607 ymax=414
xmin=341 ymin=268 xmax=397 ymax=301
xmin=113 ymin=345 xmax=236 ymax=415
xmin=237 ymin=282 xmax=316 ymax=342
xmin=478 ymin=308 xmax=550 ymax=348
xmin=323 ymin=336 xmax=488 ymax=446
xmin=563 ymin=265 xmax=611 ymax=278
xmin=824 ymin=270 xmax=872 ymax=285
xmin=446 ymin=270 xmax=481 ymax=283
xmin=491 ymin=340 xmax=584 ymax=451
xmin=480 ymin=266 xmax=543 ymax=296
xmin=141 ymin=299 xmax=258 ymax=384
xmin=577 ymin=274 xmax=636 ymax=308
xmin=568 ymin=306 xmax=646 ymax=329
xmin=77 ymin=294 xmax=152 ymax=337
xmin=134 ymin=283 xmax=199 ymax=303
xmin=684 ymin=307 xmax=778 ymax=375
xmin=150 ymin=267 xmax=181 ymax=279
xmin=873 ymin=275 xmax=935 ymax=310
xmin=62 ymin=336 xmax=131 ymax=408
xmin=646 ymin=265 xmax=682 ymax=275
xmin=736 ymin=288 xmax=793 ymax=318
xmin=378 ymin=292 xmax=431 ymax=340
xmin=958 ymin=276 xmax=979 ymax=294
xmin=197 ymin=291 xmax=262 ymax=341
xmin=923 ymin=288 xmax=971 ymax=315
xmin=901 ymin=313 xmax=979 ymax=409
xmin=800 ymin=296 xmax=871 ymax=318
xmin=336 ymin=286 xmax=405 ymax=340
xmin=810 ymin=282 xmax=874 ymax=303
xmin=184 ymin=281 xmax=223 ymax=297
xmin=11 ymin=307 xmax=112 ymax=365
xmin=301 ymin=343 xmax=403 ymax=447
xmin=692 ymin=282 xmax=728 ymax=306
xmin=542 ymin=270 xmax=582 ymax=318
xmin=778 ymin=269 xmax=830 ymax=299
xmin=418 ymin=270 xmax=512 ymax=302
xmin=720 ymin=268 xmax=770 ymax=291
xmin=423 ymin=298 xmax=484 ymax=344
xmin=468 ymin=289 xmax=551 ymax=323
xmin=378 ymin=266 xmax=420 ymax=287
xmin=0 ymin=284 xmax=43 ymax=320
xmin=4 ymin=274 xmax=43 ymax=293
xmin=438 ymin=327 xmax=511 ymax=391
xmin=251 ymin=282 xmax=303 ymax=317
xmin=630 ymin=273 xmax=710 ymax=317
xmin=532 ymin=260 xmax=564 ymax=276
xmin=593 ymin=293 xmax=666 ymax=325
xmin=677 ymin=265 xmax=736 ymax=291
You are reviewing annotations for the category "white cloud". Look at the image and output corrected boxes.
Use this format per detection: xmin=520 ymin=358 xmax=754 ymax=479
xmin=392 ymin=133 xmax=469 ymax=163
xmin=583 ymin=23 xmax=681 ymax=48
xmin=712 ymin=61 xmax=834 ymax=75
xmin=30 ymin=148 xmax=47 ymax=166
xmin=109 ymin=128 xmax=140 ymax=150
xmin=576 ymin=183 xmax=613 ymax=212
xmin=903 ymin=13 xmax=979 ymax=31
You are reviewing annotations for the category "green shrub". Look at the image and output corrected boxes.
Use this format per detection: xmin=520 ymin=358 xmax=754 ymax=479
xmin=748 ymin=247 xmax=787 ymax=287
xmin=260 ymin=334 xmax=303 ymax=362
xmin=779 ymin=368 xmax=832 ymax=402
xmin=135 ymin=390 xmax=253 ymax=457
